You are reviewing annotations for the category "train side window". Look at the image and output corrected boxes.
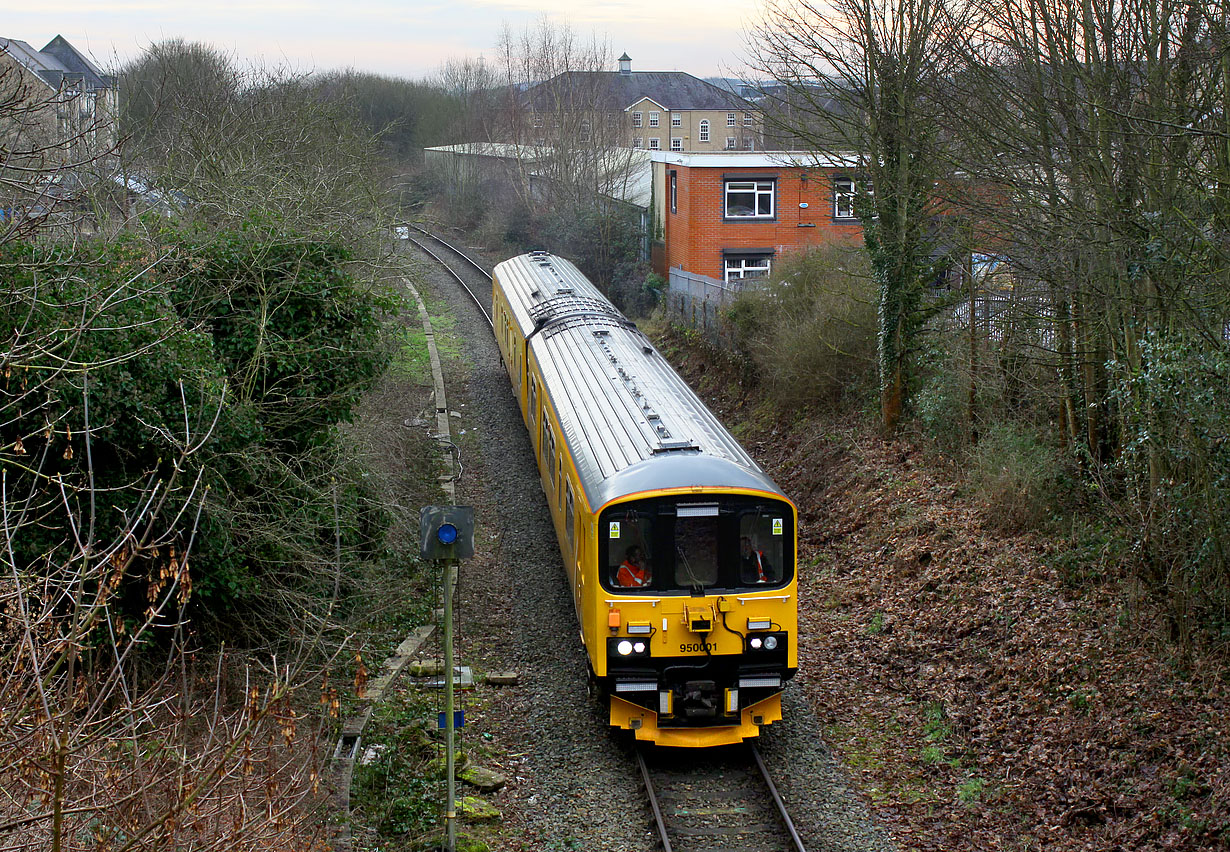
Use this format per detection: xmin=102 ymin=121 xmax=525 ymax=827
xmin=542 ymin=417 xmax=556 ymax=487
xmin=565 ymin=482 xmax=575 ymax=548
xmin=529 ymin=376 xmax=537 ymax=424
xmin=540 ymin=415 xmax=550 ymax=478
xmin=739 ymin=513 xmax=787 ymax=585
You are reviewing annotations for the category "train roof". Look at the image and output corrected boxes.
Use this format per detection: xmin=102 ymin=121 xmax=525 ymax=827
xmin=494 ymin=252 xmax=788 ymax=511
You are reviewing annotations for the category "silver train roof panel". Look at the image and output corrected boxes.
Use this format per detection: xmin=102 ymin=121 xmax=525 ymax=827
xmin=493 ymin=252 xmax=787 ymax=510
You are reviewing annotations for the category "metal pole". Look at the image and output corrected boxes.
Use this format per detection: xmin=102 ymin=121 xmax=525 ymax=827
xmin=443 ymin=557 xmax=456 ymax=852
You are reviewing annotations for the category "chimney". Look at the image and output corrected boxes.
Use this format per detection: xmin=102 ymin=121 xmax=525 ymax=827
xmin=618 ymin=53 xmax=632 ymax=76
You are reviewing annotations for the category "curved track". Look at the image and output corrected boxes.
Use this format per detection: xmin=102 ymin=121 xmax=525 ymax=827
xmin=636 ymin=743 xmax=808 ymax=852
xmin=404 ymin=225 xmax=494 ymax=328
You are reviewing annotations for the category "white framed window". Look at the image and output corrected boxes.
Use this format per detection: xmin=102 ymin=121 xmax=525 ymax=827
xmin=670 ymin=137 xmax=683 ymax=151
xmin=724 ymin=255 xmax=773 ymax=283
xmin=649 ymin=111 xmax=660 ymax=127
xmin=743 ymin=137 xmax=755 ymax=150
xmin=727 ymin=112 xmax=736 ymax=127
xmin=725 ymin=137 xmax=736 ymax=150
xmin=632 ymin=137 xmax=643 ymax=148
xmin=671 ymin=113 xmax=681 ymax=126
xmin=833 ymin=177 xmax=857 ymax=219
xmin=699 ymin=120 xmax=710 ymax=142
xmin=649 ymin=137 xmax=661 ymax=150
xmin=579 ymin=119 xmax=591 ymax=142
xmin=532 ymin=114 xmax=543 ymax=128
xmin=632 ymin=111 xmax=642 ymax=127
xmin=743 ymin=113 xmax=753 ymax=126
xmin=724 ymin=179 xmax=775 ymax=218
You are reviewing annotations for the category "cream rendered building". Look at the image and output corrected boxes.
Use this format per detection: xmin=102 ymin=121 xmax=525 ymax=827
xmin=523 ymin=53 xmax=763 ymax=153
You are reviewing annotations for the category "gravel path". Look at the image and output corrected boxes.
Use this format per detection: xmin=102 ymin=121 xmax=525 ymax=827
xmin=407 ymin=240 xmax=899 ymax=852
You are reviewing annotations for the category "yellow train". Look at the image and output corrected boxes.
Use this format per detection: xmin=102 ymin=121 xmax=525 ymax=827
xmin=492 ymin=252 xmax=798 ymax=748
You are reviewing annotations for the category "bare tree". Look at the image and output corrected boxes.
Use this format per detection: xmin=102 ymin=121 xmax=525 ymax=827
xmin=752 ymin=0 xmax=978 ymax=433
xmin=479 ymin=20 xmax=647 ymax=289
xmin=119 ymin=41 xmax=389 ymax=243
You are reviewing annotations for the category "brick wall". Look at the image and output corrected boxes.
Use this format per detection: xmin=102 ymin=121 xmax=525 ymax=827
xmin=663 ymin=164 xmax=864 ymax=281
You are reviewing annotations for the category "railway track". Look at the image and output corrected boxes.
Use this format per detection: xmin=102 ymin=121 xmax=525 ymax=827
xmin=407 ymin=228 xmax=814 ymax=852
xmin=637 ymin=743 xmax=808 ymax=852
xmin=403 ymin=224 xmax=493 ymax=328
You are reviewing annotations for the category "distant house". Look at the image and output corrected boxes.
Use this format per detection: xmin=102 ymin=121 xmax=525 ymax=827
xmin=521 ymin=53 xmax=763 ymax=153
xmin=0 ymin=34 xmax=119 ymax=160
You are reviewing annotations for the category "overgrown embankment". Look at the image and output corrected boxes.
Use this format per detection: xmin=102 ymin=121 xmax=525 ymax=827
xmin=654 ymin=324 xmax=1229 ymax=852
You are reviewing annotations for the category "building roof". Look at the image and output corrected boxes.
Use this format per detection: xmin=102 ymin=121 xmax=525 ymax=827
xmin=41 ymin=35 xmax=114 ymax=87
xmin=0 ymin=34 xmax=114 ymax=90
xmin=648 ymin=150 xmax=860 ymax=170
xmin=525 ymin=70 xmax=755 ymax=113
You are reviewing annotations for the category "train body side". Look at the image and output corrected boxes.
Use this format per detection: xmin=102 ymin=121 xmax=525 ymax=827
xmin=492 ymin=253 xmax=798 ymax=747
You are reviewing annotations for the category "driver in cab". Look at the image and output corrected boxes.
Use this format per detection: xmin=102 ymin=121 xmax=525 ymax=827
xmin=616 ymin=545 xmax=651 ymax=588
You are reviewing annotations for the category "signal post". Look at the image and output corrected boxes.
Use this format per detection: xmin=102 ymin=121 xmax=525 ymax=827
xmin=419 ymin=505 xmax=475 ymax=852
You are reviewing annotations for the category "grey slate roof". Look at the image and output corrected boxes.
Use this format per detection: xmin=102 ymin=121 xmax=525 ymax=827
xmin=41 ymin=35 xmax=115 ymax=88
xmin=524 ymin=70 xmax=755 ymax=113
xmin=0 ymin=35 xmax=114 ymax=90
xmin=495 ymin=252 xmax=785 ymax=511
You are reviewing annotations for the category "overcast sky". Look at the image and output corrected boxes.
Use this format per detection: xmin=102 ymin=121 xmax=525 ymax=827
xmin=9 ymin=1 xmax=766 ymax=81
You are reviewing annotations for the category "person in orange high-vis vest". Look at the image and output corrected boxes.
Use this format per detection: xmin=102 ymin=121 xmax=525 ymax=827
xmin=740 ymin=536 xmax=773 ymax=583
xmin=616 ymin=545 xmax=651 ymax=588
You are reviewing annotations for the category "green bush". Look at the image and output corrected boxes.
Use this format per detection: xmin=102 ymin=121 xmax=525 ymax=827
xmin=1111 ymin=331 xmax=1230 ymax=635
xmin=725 ymin=245 xmax=877 ymax=409
xmin=913 ymin=340 xmax=970 ymax=454
xmin=1 ymin=220 xmax=396 ymax=636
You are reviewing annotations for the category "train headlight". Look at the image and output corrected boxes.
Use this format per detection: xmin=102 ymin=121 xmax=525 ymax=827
xmin=633 ymin=641 xmax=646 ymax=654
xmin=763 ymin=635 xmax=778 ymax=651
xmin=750 ymin=637 xmax=763 ymax=650
xmin=617 ymin=640 xmax=634 ymax=656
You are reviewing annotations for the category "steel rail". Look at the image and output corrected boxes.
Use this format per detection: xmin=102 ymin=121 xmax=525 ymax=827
xmin=634 ymin=745 xmax=674 ymax=852
xmin=749 ymin=742 xmax=808 ymax=852
xmin=405 ymin=236 xmax=493 ymax=329
xmin=408 ymin=223 xmax=492 ymax=281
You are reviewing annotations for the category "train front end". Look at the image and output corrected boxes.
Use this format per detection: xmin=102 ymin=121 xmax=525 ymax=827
xmin=595 ymin=489 xmax=798 ymax=748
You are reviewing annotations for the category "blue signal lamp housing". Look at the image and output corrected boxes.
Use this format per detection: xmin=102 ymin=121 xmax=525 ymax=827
xmin=419 ymin=506 xmax=475 ymax=560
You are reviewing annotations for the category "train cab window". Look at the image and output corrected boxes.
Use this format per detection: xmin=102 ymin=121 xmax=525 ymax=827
xmin=674 ymin=515 xmax=720 ymax=589
xmin=605 ymin=511 xmax=654 ymax=589
xmin=739 ymin=513 xmax=785 ymax=584
xmin=601 ymin=498 xmax=792 ymax=593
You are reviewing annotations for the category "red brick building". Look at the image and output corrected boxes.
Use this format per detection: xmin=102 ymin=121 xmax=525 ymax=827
xmin=649 ymin=151 xmax=864 ymax=284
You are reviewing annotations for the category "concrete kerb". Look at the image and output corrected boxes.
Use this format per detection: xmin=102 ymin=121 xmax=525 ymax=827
xmin=329 ymin=277 xmax=461 ymax=849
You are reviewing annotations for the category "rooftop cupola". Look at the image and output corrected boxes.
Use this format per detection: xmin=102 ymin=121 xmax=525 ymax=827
xmin=618 ymin=53 xmax=632 ymax=75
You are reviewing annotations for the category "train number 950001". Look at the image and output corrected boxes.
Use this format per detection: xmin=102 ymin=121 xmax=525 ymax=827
xmin=679 ymin=642 xmax=715 ymax=653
